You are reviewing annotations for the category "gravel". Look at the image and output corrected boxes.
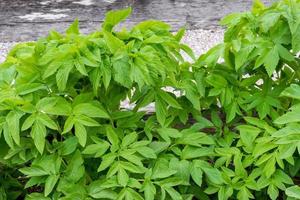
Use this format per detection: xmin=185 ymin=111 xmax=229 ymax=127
xmin=0 ymin=43 xmax=14 ymax=63
xmin=181 ymin=29 xmax=224 ymax=57
xmin=0 ymin=28 xmax=224 ymax=63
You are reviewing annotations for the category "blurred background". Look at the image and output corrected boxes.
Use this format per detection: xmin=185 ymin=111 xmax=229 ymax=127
xmin=0 ymin=0 xmax=274 ymax=42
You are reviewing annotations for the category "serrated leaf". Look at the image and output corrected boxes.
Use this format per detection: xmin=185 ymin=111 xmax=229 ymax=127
xmin=102 ymin=7 xmax=132 ymax=31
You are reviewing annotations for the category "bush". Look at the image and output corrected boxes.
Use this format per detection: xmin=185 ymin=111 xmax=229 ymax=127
xmin=0 ymin=0 xmax=300 ymax=199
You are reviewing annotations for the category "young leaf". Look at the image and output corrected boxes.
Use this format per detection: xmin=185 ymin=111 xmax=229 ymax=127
xmin=74 ymin=122 xmax=87 ymax=147
xmin=102 ymin=7 xmax=132 ymax=31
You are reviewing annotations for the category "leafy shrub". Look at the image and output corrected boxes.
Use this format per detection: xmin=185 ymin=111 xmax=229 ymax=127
xmin=0 ymin=0 xmax=300 ymax=199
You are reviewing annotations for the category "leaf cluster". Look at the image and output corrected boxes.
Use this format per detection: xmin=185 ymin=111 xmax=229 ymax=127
xmin=0 ymin=1 xmax=300 ymax=199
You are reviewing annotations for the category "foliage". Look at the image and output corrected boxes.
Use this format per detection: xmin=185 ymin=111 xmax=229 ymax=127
xmin=0 ymin=0 xmax=300 ymax=199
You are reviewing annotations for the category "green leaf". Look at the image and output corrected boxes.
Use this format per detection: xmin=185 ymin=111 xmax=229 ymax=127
xmin=121 ymin=132 xmax=137 ymax=147
xmin=16 ymin=83 xmax=47 ymax=95
xmin=237 ymin=125 xmax=261 ymax=147
xmin=276 ymin=44 xmax=295 ymax=62
xmin=292 ymin=24 xmax=300 ymax=53
xmin=75 ymin=115 xmax=100 ymax=127
xmin=202 ymin=167 xmax=224 ymax=185
xmin=37 ymin=113 xmax=58 ymax=130
xmin=83 ymin=142 xmax=110 ymax=157
xmin=74 ymin=122 xmax=87 ymax=147
xmin=206 ymin=74 xmax=227 ymax=88
xmin=106 ymin=126 xmax=119 ymax=147
xmin=103 ymin=31 xmax=125 ymax=54
xmin=74 ymin=59 xmax=88 ymax=75
xmin=73 ymin=103 xmax=110 ymax=118
xmin=274 ymin=107 xmax=300 ymax=124
xmin=260 ymin=12 xmax=281 ymax=32
xmin=56 ymin=61 xmax=73 ymax=91
xmin=19 ymin=166 xmax=49 ymax=177
xmin=63 ymin=116 xmax=74 ymax=134
xmin=60 ymin=137 xmax=78 ymax=156
xmin=65 ymin=150 xmax=85 ymax=182
xmin=191 ymin=165 xmax=203 ymax=187
xmin=102 ymin=7 xmax=132 ymax=31
xmin=180 ymin=44 xmax=196 ymax=61
xmin=155 ymin=96 xmax=167 ymax=126
xmin=66 ymin=19 xmax=79 ymax=35
xmin=89 ymin=188 xmax=117 ymax=199
xmin=136 ymin=146 xmax=157 ymax=159
xmin=117 ymin=168 xmax=129 ymax=187
xmin=286 ymin=186 xmax=300 ymax=199
xmin=165 ymin=187 xmax=183 ymax=200
xmin=157 ymin=128 xmax=182 ymax=143
xmin=120 ymin=161 xmax=146 ymax=174
xmin=31 ymin=121 xmax=46 ymax=154
xmin=98 ymin=153 xmax=116 ymax=172
xmin=263 ymin=47 xmax=279 ymax=76
xmin=280 ymin=84 xmax=300 ymax=100
xmin=6 ymin=111 xmax=21 ymax=145
xmin=157 ymin=90 xmax=182 ymax=109
xmin=142 ymin=180 xmax=156 ymax=200
xmin=44 ymin=174 xmax=59 ymax=196
xmin=182 ymin=146 xmax=214 ymax=159
xmin=37 ymin=97 xmax=72 ymax=116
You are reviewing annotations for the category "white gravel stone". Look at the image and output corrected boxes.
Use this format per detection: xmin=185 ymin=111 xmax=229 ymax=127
xmin=181 ymin=29 xmax=224 ymax=57
xmin=0 ymin=42 xmax=15 ymax=63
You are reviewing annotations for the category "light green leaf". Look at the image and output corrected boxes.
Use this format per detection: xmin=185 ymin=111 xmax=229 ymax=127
xmin=73 ymin=103 xmax=110 ymax=118
xmin=66 ymin=19 xmax=79 ymax=35
xmin=286 ymin=186 xmax=300 ymax=199
xmin=274 ymin=108 xmax=300 ymax=124
xmin=260 ymin=12 xmax=281 ymax=32
xmin=98 ymin=153 xmax=116 ymax=172
xmin=118 ymin=168 xmax=129 ymax=187
xmin=165 ymin=187 xmax=183 ymax=200
xmin=157 ymin=90 xmax=182 ymax=109
xmin=60 ymin=137 xmax=78 ymax=156
xmin=56 ymin=62 xmax=73 ymax=91
xmin=74 ymin=122 xmax=87 ymax=147
xmin=6 ymin=111 xmax=21 ymax=145
xmin=264 ymin=47 xmax=279 ymax=76
xmin=106 ymin=126 xmax=119 ymax=147
xmin=103 ymin=31 xmax=125 ymax=54
xmin=237 ymin=125 xmax=261 ymax=147
xmin=102 ymin=7 xmax=132 ymax=31
xmin=37 ymin=113 xmax=58 ymax=130
xmin=44 ymin=174 xmax=59 ymax=196
xmin=137 ymin=146 xmax=157 ymax=159
xmin=19 ymin=166 xmax=49 ymax=177
xmin=202 ymin=167 xmax=224 ymax=185
xmin=280 ymin=84 xmax=300 ymax=100
xmin=142 ymin=180 xmax=156 ymax=200
xmin=191 ymin=165 xmax=203 ymax=187
xmin=31 ymin=121 xmax=46 ymax=154
xmin=155 ymin=96 xmax=167 ymax=126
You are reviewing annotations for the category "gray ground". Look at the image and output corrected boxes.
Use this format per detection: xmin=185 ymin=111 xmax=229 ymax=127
xmin=0 ymin=0 xmax=274 ymax=42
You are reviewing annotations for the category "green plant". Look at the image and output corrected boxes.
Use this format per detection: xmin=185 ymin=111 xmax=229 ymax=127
xmin=0 ymin=0 xmax=300 ymax=199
